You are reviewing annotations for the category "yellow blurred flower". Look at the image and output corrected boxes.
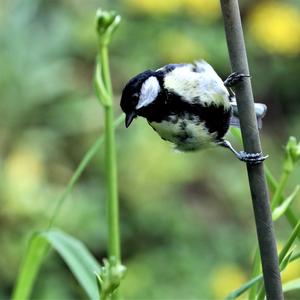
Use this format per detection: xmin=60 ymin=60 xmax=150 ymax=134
xmin=277 ymin=243 xmax=300 ymax=283
xmin=281 ymin=258 xmax=300 ymax=283
xmin=210 ymin=264 xmax=247 ymax=299
xmin=248 ymin=2 xmax=300 ymax=55
xmin=277 ymin=242 xmax=300 ymax=283
xmin=159 ymin=31 xmax=207 ymax=62
xmin=182 ymin=0 xmax=221 ymax=20
xmin=4 ymin=146 xmax=45 ymax=210
xmin=123 ymin=0 xmax=181 ymax=16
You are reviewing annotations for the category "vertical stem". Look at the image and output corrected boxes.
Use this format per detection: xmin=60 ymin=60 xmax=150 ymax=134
xmin=100 ymin=46 xmax=121 ymax=265
xmin=104 ymin=104 xmax=121 ymax=264
xmin=250 ymin=169 xmax=290 ymax=299
xmin=101 ymin=47 xmax=113 ymax=96
xmin=220 ymin=1 xmax=283 ymax=299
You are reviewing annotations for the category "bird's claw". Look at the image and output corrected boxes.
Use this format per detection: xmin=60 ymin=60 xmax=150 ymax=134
xmin=224 ymin=72 xmax=250 ymax=87
xmin=238 ymin=151 xmax=268 ymax=164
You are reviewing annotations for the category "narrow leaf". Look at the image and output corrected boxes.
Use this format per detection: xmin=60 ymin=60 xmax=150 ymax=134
xmin=248 ymin=249 xmax=261 ymax=300
xmin=283 ymin=278 xmax=300 ymax=293
xmin=272 ymin=185 xmax=300 ymax=221
xmin=41 ymin=229 xmax=101 ymax=300
xmin=12 ymin=234 xmax=50 ymax=300
xmin=13 ymin=230 xmax=101 ymax=300
xmin=225 ymin=274 xmax=262 ymax=300
xmin=257 ymin=221 xmax=300 ymax=300
xmin=225 ymin=251 xmax=300 ymax=299
xmin=279 ymin=221 xmax=300 ymax=262
xmin=280 ymin=248 xmax=295 ymax=271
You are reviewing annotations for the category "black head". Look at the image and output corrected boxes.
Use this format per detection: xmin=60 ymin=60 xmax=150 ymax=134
xmin=120 ymin=69 xmax=161 ymax=127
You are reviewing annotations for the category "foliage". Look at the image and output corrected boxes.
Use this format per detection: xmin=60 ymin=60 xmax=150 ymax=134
xmin=13 ymin=230 xmax=101 ymax=300
xmin=0 ymin=0 xmax=300 ymax=299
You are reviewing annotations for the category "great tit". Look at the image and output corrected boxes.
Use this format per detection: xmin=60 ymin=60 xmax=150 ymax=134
xmin=120 ymin=60 xmax=267 ymax=164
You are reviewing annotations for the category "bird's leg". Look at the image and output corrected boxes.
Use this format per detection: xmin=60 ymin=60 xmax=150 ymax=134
xmin=218 ymin=140 xmax=268 ymax=164
xmin=227 ymin=86 xmax=235 ymax=101
xmin=224 ymin=72 xmax=250 ymax=88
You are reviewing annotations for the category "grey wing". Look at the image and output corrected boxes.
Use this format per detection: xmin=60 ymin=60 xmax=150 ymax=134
xmin=230 ymin=102 xmax=267 ymax=129
xmin=194 ymin=60 xmax=221 ymax=77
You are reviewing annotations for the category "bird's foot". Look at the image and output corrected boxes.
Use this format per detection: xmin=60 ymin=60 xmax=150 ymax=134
xmin=220 ymin=140 xmax=268 ymax=164
xmin=237 ymin=151 xmax=268 ymax=164
xmin=224 ymin=72 xmax=250 ymax=87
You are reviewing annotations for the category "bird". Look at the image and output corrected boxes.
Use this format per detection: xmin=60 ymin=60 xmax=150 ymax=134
xmin=120 ymin=60 xmax=268 ymax=164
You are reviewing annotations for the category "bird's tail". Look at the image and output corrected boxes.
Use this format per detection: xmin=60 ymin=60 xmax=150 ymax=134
xmin=230 ymin=102 xmax=267 ymax=129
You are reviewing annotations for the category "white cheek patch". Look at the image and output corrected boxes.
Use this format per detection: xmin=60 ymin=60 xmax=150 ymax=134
xmin=135 ymin=76 xmax=160 ymax=109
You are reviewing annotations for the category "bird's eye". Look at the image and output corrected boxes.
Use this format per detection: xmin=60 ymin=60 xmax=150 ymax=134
xmin=132 ymin=93 xmax=139 ymax=99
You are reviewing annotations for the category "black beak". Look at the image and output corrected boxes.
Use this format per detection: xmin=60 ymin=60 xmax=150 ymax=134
xmin=125 ymin=112 xmax=136 ymax=128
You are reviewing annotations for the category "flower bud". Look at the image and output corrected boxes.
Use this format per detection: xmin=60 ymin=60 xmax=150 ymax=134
xmin=96 ymin=9 xmax=121 ymax=46
xmin=97 ymin=258 xmax=126 ymax=298
xmin=284 ymin=136 xmax=300 ymax=173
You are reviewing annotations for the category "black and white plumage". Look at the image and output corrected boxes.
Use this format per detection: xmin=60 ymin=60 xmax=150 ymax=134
xmin=120 ymin=60 xmax=267 ymax=163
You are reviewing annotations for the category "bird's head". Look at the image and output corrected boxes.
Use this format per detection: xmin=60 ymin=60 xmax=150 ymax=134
xmin=120 ymin=70 xmax=161 ymax=127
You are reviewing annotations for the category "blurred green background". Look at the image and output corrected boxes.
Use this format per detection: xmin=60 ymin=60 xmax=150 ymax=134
xmin=1 ymin=0 xmax=300 ymax=299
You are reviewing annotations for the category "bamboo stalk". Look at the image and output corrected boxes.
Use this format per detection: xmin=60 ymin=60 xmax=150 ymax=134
xmin=220 ymin=1 xmax=283 ymax=299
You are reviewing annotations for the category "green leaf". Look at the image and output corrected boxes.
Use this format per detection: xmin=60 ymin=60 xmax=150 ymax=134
xmin=257 ymin=220 xmax=300 ymax=300
xmin=41 ymin=230 xmax=101 ymax=299
xmin=283 ymin=278 xmax=300 ymax=293
xmin=272 ymin=185 xmax=300 ymax=221
xmin=248 ymin=249 xmax=261 ymax=300
xmin=12 ymin=115 xmax=124 ymax=300
xmin=279 ymin=221 xmax=300 ymax=262
xmin=225 ymin=274 xmax=262 ymax=300
xmin=12 ymin=234 xmax=50 ymax=300
xmin=280 ymin=248 xmax=295 ymax=271
xmin=264 ymin=157 xmax=300 ymax=234
xmin=13 ymin=230 xmax=101 ymax=300
xmin=225 ymin=251 xmax=300 ymax=299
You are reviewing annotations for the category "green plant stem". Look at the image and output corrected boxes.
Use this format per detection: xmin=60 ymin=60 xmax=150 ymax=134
xmin=47 ymin=137 xmax=105 ymax=229
xmin=100 ymin=47 xmax=112 ymax=96
xmin=99 ymin=44 xmax=121 ymax=266
xmin=12 ymin=115 xmax=124 ymax=300
xmin=104 ymin=105 xmax=120 ymax=264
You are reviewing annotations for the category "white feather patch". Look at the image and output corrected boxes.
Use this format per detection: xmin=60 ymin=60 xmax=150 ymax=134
xmin=164 ymin=62 xmax=230 ymax=108
xmin=150 ymin=115 xmax=215 ymax=151
xmin=136 ymin=76 xmax=160 ymax=109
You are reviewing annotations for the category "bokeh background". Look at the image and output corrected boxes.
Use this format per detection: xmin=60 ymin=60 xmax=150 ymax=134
xmin=1 ymin=0 xmax=300 ymax=299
